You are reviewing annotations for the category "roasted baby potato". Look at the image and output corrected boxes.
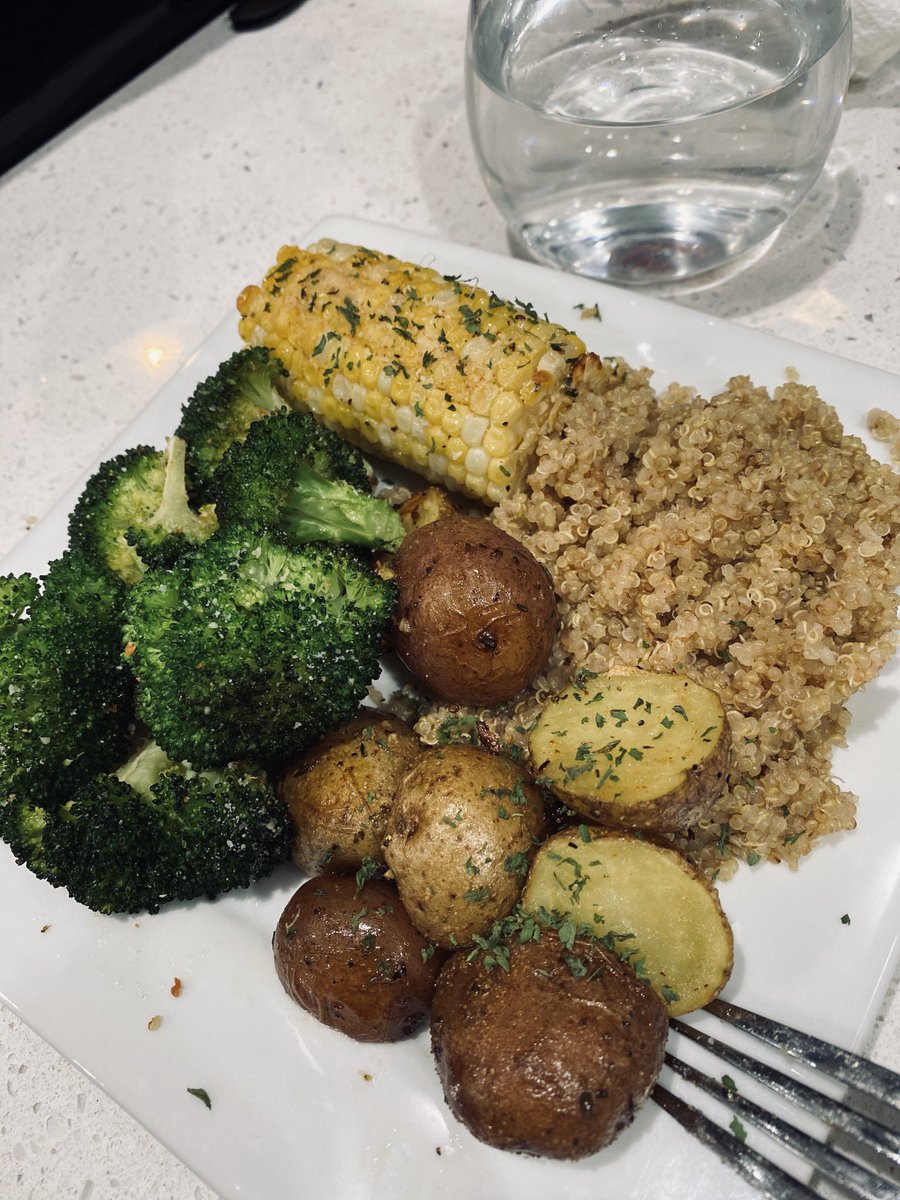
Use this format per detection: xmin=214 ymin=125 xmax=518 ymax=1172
xmin=276 ymin=709 xmax=422 ymax=874
xmin=383 ymin=744 xmax=547 ymax=948
xmin=529 ymin=670 xmax=730 ymax=833
xmin=389 ymin=513 xmax=557 ymax=706
xmin=273 ymin=874 xmax=445 ymax=1042
xmin=430 ymin=932 xmax=668 ymax=1159
xmin=523 ymin=828 xmax=734 ymax=1015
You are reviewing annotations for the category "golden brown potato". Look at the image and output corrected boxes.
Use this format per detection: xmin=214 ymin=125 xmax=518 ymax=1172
xmin=523 ymin=828 xmax=734 ymax=1016
xmin=397 ymin=487 xmax=457 ymax=533
xmin=389 ymin=513 xmax=557 ymax=706
xmin=529 ymin=670 xmax=730 ymax=833
xmin=430 ymin=933 xmax=668 ymax=1159
xmin=273 ymin=874 xmax=446 ymax=1042
xmin=276 ymin=709 xmax=422 ymax=874
xmin=383 ymin=744 xmax=547 ymax=948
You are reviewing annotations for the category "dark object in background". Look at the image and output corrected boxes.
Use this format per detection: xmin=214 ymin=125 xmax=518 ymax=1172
xmin=0 ymin=0 xmax=303 ymax=177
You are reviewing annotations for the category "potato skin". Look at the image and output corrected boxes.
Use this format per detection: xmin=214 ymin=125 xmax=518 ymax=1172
xmin=431 ymin=936 xmax=668 ymax=1159
xmin=273 ymin=875 xmax=445 ymax=1043
xmin=276 ymin=709 xmax=422 ymax=874
xmin=389 ymin=514 xmax=557 ymax=706
xmin=383 ymin=744 xmax=547 ymax=948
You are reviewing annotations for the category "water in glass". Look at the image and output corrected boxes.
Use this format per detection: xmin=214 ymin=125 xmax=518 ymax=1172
xmin=466 ymin=0 xmax=852 ymax=283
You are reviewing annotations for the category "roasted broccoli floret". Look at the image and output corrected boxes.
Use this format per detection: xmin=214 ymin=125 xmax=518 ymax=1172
xmin=175 ymin=345 xmax=290 ymax=501
xmin=211 ymin=408 xmax=405 ymax=551
xmin=68 ymin=438 xmax=217 ymax=584
xmin=10 ymin=740 xmax=291 ymax=914
xmin=123 ymin=527 xmax=396 ymax=769
xmin=0 ymin=572 xmax=38 ymax=636
xmin=0 ymin=551 xmax=134 ymax=854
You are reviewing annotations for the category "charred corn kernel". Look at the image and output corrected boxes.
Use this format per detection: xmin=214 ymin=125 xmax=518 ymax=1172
xmin=236 ymin=240 xmax=585 ymax=504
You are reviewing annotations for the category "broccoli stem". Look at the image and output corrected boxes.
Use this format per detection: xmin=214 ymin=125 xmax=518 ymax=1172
xmin=281 ymin=461 xmax=405 ymax=551
xmin=150 ymin=436 xmax=217 ymax=542
xmin=115 ymin=741 xmax=176 ymax=797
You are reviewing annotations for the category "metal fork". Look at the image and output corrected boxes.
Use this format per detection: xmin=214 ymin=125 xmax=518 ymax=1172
xmin=652 ymin=997 xmax=900 ymax=1200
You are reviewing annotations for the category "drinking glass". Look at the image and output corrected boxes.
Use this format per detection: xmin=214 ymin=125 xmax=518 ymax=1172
xmin=465 ymin=0 xmax=852 ymax=284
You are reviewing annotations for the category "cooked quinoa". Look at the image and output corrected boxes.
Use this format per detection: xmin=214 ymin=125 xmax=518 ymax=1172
xmin=416 ymin=353 xmax=900 ymax=879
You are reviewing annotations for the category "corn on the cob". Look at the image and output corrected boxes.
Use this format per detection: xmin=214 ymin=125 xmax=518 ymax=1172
xmin=236 ymin=240 xmax=584 ymax=504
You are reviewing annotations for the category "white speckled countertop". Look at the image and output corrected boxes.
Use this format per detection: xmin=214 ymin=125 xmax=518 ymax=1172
xmin=1 ymin=2 xmax=898 ymax=1196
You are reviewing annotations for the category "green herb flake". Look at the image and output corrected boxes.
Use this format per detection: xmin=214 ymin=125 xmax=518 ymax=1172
xmin=509 ymin=780 xmax=529 ymax=807
xmin=718 ymin=822 xmax=731 ymax=855
xmin=563 ymin=761 xmax=593 ymax=783
xmin=565 ymin=954 xmax=588 ymax=979
xmin=355 ymin=856 xmax=382 ymax=891
xmin=336 ymin=296 xmax=361 ymax=334
xmin=841 ymin=913 xmax=851 ymax=925
xmin=730 ymin=1116 xmax=747 ymax=1142
xmin=187 ymin=1087 xmax=212 ymax=1110
xmin=503 ymin=851 xmax=530 ymax=877
xmin=557 ymin=918 xmax=577 ymax=951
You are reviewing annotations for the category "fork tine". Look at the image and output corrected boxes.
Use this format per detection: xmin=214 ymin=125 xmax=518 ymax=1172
xmin=664 ymin=1052 xmax=898 ymax=1200
xmin=652 ymin=1082 xmax=819 ymax=1200
xmin=707 ymin=999 xmax=900 ymax=1117
xmin=671 ymin=1018 xmax=900 ymax=1170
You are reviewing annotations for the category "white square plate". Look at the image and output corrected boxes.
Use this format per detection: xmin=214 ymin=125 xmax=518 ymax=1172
xmin=1 ymin=216 xmax=898 ymax=1200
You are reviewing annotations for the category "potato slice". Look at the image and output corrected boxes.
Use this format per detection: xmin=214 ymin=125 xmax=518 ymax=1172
xmin=528 ymin=670 xmax=730 ymax=832
xmin=522 ymin=827 xmax=733 ymax=1015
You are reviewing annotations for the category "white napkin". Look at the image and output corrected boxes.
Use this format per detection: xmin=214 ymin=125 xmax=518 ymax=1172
xmin=851 ymin=0 xmax=900 ymax=80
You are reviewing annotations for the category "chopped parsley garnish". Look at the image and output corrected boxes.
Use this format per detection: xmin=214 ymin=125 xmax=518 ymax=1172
xmin=187 ymin=1087 xmax=212 ymax=1109
xmin=336 ymin=296 xmax=361 ymax=333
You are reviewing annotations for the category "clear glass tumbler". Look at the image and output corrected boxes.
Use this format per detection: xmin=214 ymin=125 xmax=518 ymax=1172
xmin=465 ymin=0 xmax=852 ymax=284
